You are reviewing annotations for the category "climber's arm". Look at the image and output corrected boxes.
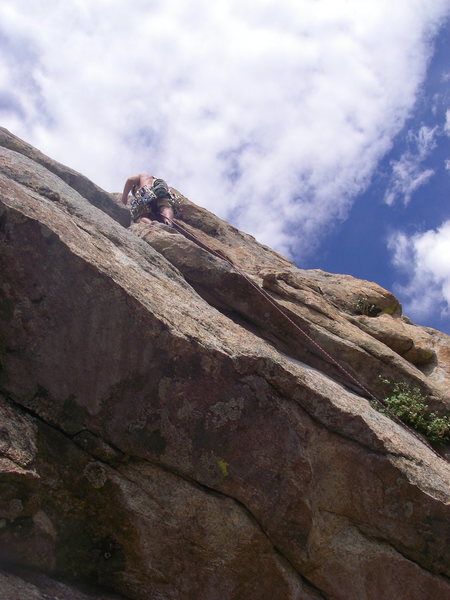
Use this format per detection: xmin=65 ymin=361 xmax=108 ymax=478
xmin=121 ymin=174 xmax=141 ymax=205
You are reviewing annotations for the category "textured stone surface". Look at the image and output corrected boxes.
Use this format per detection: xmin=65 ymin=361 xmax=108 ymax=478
xmin=0 ymin=128 xmax=449 ymax=599
xmin=0 ymin=568 xmax=126 ymax=600
xmin=0 ymin=127 xmax=130 ymax=227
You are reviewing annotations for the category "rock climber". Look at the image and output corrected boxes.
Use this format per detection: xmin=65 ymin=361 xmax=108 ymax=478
xmin=121 ymin=174 xmax=174 ymax=226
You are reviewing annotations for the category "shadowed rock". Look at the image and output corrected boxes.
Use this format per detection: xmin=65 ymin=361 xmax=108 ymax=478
xmin=0 ymin=128 xmax=449 ymax=600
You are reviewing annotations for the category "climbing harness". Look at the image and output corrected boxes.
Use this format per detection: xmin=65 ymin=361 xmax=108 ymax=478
xmin=167 ymin=216 xmax=445 ymax=462
xmin=130 ymin=185 xmax=157 ymax=221
xmin=152 ymin=179 xmax=183 ymax=219
xmin=166 ymin=193 xmax=183 ymax=219
xmin=130 ymin=180 xmax=182 ymax=222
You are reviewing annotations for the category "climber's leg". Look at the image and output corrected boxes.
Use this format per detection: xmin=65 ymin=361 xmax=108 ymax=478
xmin=159 ymin=205 xmax=174 ymax=226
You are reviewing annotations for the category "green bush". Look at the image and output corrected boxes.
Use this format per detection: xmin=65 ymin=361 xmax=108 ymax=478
xmin=375 ymin=380 xmax=450 ymax=445
xmin=354 ymin=297 xmax=379 ymax=316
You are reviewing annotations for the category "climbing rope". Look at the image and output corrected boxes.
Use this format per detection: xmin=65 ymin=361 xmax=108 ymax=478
xmin=168 ymin=216 xmax=445 ymax=461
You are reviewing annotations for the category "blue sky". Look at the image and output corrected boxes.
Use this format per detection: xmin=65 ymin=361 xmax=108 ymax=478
xmin=0 ymin=0 xmax=449 ymax=333
xmin=308 ymin=22 xmax=450 ymax=333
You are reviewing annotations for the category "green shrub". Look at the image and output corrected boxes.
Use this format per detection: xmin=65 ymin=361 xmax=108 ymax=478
xmin=355 ymin=297 xmax=379 ymax=316
xmin=375 ymin=380 xmax=450 ymax=445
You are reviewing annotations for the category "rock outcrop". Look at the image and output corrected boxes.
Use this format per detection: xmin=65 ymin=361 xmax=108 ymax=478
xmin=1 ymin=127 xmax=449 ymax=600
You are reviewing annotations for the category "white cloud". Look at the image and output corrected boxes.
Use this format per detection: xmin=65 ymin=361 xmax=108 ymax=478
xmin=388 ymin=221 xmax=450 ymax=321
xmin=384 ymin=124 xmax=439 ymax=206
xmin=415 ymin=125 xmax=439 ymax=156
xmin=445 ymin=109 xmax=450 ymax=135
xmin=0 ymin=0 xmax=449 ymax=258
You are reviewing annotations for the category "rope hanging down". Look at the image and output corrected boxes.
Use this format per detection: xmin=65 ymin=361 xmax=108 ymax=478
xmin=167 ymin=216 xmax=445 ymax=461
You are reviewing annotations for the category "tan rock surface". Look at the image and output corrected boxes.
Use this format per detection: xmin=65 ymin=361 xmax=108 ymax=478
xmin=0 ymin=128 xmax=449 ymax=599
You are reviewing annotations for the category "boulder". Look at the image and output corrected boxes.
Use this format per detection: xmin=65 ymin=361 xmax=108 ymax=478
xmin=0 ymin=128 xmax=449 ymax=599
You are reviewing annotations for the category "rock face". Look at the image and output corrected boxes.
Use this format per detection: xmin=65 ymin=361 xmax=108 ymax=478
xmin=0 ymin=127 xmax=449 ymax=600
